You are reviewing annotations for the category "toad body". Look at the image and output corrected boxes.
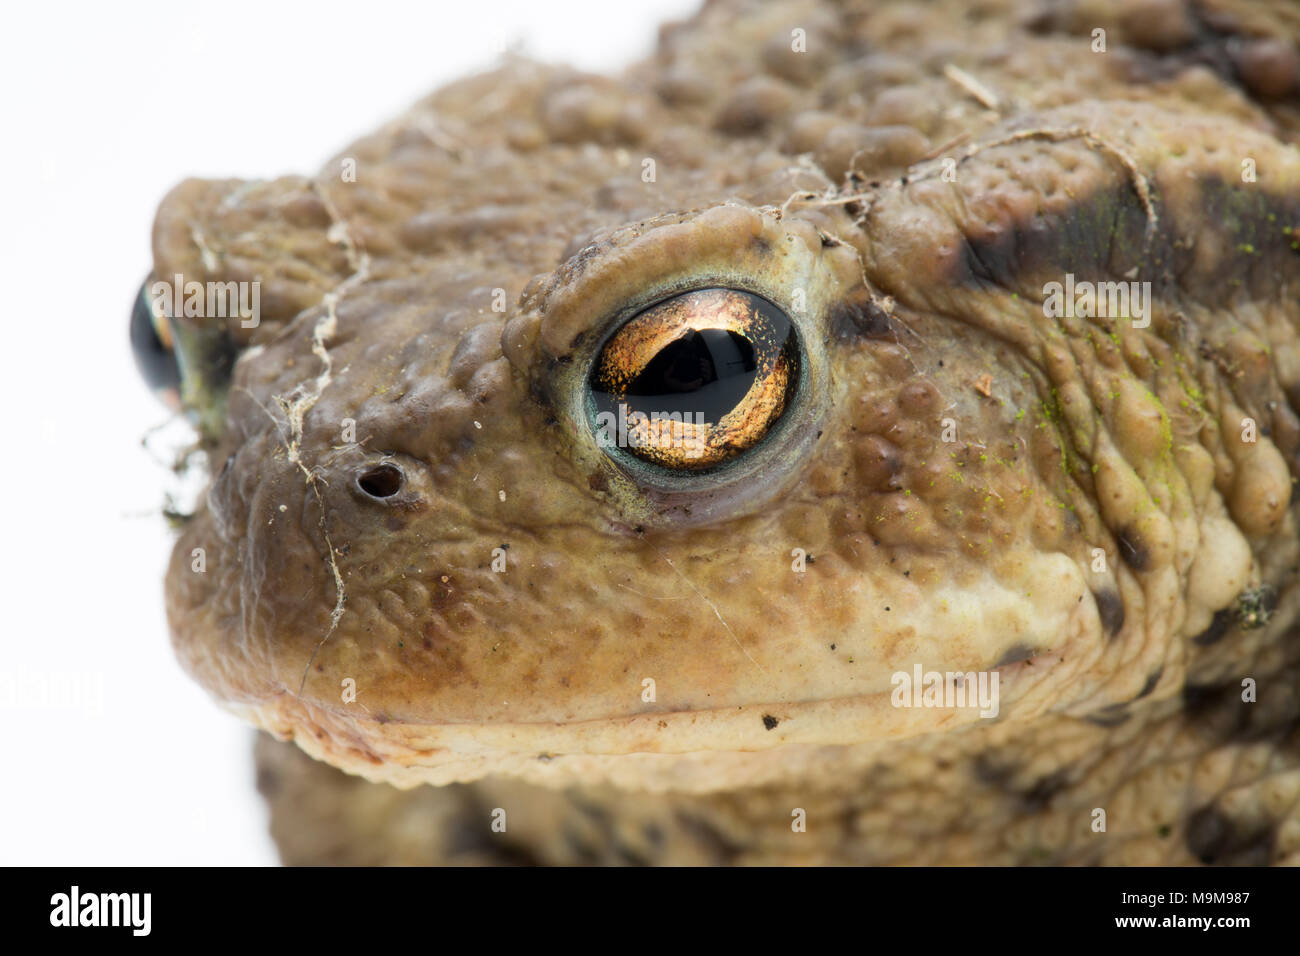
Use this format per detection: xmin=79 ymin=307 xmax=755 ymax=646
xmin=138 ymin=0 xmax=1300 ymax=864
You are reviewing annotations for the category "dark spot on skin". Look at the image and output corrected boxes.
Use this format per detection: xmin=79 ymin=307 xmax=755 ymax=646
xmin=1182 ymin=681 xmax=1252 ymax=743
xmin=613 ymin=842 xmax=651 ymax=866
xmin=1135 ymin=667 xmax=1164 ymax=701
xmin=443 ymin=789 xmax=544 ymax=866
xmin=954 ymin=174 xmax=1168 ymax=293
xmin=559 ymin=827 xmax=601 ymax=865
xmin=676 ymin=814 xmax=742 ymax=865
xmin=1020 ymin=770 xmax=1070 ymax=811
xmin=1085 ymin=705 xmax=1130 ymax=728
xmin=973 ymin=752 xmax=1017 ymax=788
xmin=642 ymin=823 xmax=665 ymax=848
xmin=1182 ymin=682 xmax=1232 ymax=720
xmin=1193 ymin=607 xmax=1234 ymax=646
xmin=951 ymin=171 xmax=1300 ymax=316
xmin=762 ymin=714 xmax=779 ymax=730
xmin=573 ymin=798 xmax=613 ymax=831
xmin=1094 ymin=588 xmax=1125 ymax=637
xmin=444 ymin=827 xmax=540 ymax=868
xmin=996 ymin=643 xmax=1039 ymax=667
xmin=1185 ymin=805 xmax=1276 ymax=866
xmin=830 ymin=295 xmax=893 ymax=340
xmin=1116 ymin=527 xmax=1150 ymax=572
xmin=1284 ymin=712 xmax=1300 ymax=761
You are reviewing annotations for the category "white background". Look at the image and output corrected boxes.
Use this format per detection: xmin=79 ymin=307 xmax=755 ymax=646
xmin=0 ymin=0 xmax=698 ymax=865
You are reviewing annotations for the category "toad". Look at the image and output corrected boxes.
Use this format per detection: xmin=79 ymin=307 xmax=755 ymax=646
xmin=134 ymin=0 xmax=1300 ymax=864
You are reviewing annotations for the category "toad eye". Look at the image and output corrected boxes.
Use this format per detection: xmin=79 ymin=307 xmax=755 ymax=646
xmin=589 ymin=288 xmax=800 ymax=470
xmin=129 ymin=278 xmax=182 ymax=411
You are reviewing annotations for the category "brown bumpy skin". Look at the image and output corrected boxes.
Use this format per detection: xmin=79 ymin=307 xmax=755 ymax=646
xmin=156 ymin=0 xmax=1300 ymax=864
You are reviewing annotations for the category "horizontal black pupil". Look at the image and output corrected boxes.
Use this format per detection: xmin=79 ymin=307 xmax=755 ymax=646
xmin=623 ymin=329 xmax=757 ymax=422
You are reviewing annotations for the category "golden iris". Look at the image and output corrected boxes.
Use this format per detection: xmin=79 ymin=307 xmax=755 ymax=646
xmin=590 ymin=288 xmax=798 ymax=470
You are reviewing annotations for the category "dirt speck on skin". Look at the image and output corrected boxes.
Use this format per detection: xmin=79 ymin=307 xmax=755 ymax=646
xmin=1236 ymin=586 xmax=1276 ymax=629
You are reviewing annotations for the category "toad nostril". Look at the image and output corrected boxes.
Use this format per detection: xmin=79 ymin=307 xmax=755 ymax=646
xmin=357 ymin=463 xmax=403 ymax=498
